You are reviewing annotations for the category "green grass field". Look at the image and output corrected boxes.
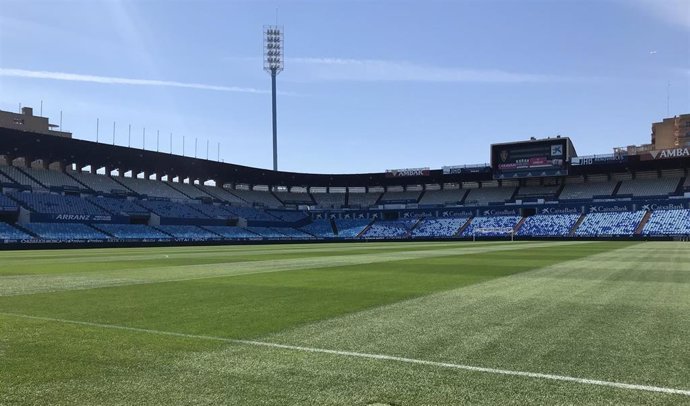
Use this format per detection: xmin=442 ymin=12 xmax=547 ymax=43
xmin=1 ymin=241 xmax=689 ymax=405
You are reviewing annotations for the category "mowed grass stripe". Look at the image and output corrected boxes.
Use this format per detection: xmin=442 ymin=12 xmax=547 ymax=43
xmin=0 ymin=241 xmax=588 ymax=296
xmin=0 ymin=243 xmax=617 ymax=341
xmin=3 ymin=311 xmax=688 ymax=398
xmin=264 ymin=242 xmax=689 ymax=392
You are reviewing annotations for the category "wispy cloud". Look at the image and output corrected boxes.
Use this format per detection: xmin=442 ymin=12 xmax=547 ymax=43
xmin=629 ymin=0 xmax=690 ymax=30
xmin=0 ymin=68 xmax=269 ymax=94
xmin=288 ymin=57 xmax=576 ymax=83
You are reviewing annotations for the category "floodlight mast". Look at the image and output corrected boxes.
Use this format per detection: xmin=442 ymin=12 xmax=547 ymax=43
xmin=263 ymin=25 xmax=284 ymax=171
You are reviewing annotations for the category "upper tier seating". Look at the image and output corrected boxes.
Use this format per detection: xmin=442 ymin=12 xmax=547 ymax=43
xmin=616 ymin=178 xmax=680 ymax=197
xmin=642 ymin=209 xmax=690 ymax=236
xmin=0 ymin=171 xmax=15 ymax=185
xmin=154 ymin=225 xmax=220 ymax=239
xmin=516 ymin=214 xmax=580 ymax=237
xmin=300 ymin=219 xmax=335 ymax=237
xmin=311 ymin=193 xmax=346 ymax=209
xmin=379 ymin=191 xmax=421 ymax=204
xmin=0 ymin=194 xmax=19 ymax=210
xmin=575 ymin=211 xmax=645 ymax=236
xmin=69 ymin=172 xmax=131 ymax=194
xmin=274 ymin=191 xmax=314 ymax=205
xmin=114 ymin=177 xmax=188 ymax=200
xmin=411 ymin=217 xmax=468 ymax=237
xmin=166 ymin=182 xmax=213 ymax=200
xmin=334 ymin=219 xmax=371 ymax=238
xmin=197 ymin=185 xmax=247 ymax=205
xmin=0 ymin=166 xmax=46 ymax=190
xmin=361 ymin=219 xmax=417 ymax=239
xmin=461 ymin=216 xmax=522 ymax=236
xmin=347 ymin=193 xmax=381 ymax=208
xmin=464 ymin=187 xmax=515 ymax=206
xmin=136 ymin=200 xmax=210 ymax=219
xmin=21 ymin=167 xmax=83 ymax=189
xmin=93 ymin=224 xmax=171 ymax=239
xmin=0 ymin=222 xmax=33 ymax=239
xmin=24 ymin=223 xmax=109 ymax=240
xmin=202 ymin=226 xmax=260 ymax=239
xmin=190 ymin=203 xmax=236 ymax=219
xmin=9 ymin=192 xmax=109 ymax=216
xmin=418 ymin=189 xmax=466 ymax=206
xmin=266 ymin=210 xmax=308 ymax=223
xmin=224 ymin=206 xmax=280 ymax=221
xmin=230 ymin=190 xmax=282 ymax=208
xmin=514 ymin=185 xmax=560 ymax=199
xmin=559 ymin=181 xmax=617 ymax=200
xmin=86 ymin=196 xmax=148 ymax=216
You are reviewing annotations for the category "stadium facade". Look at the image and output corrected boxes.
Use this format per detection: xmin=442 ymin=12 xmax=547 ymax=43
xmin=1 ymin=108 xmax=690 ymax=248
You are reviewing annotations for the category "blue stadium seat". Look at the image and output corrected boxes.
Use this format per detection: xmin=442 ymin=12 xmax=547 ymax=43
xmin=517 ymin=214 xmax=580 ymax=237
xmin=575 ymin=211 xmax=645 ymax=237
xmin=24 ymin=223 xmax=109 ymax=240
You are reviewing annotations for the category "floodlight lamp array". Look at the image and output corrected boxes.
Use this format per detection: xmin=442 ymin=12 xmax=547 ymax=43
xmin=263 ymin=26 xmax=284 ymax=74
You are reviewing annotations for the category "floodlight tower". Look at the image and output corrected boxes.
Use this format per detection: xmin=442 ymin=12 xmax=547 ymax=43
xmin=263 ymin=26 xmax=284 ymax=171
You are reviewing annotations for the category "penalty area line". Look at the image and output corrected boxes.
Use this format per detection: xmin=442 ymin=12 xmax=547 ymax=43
xmin=2 ymin=311 xmax=689 ymax=397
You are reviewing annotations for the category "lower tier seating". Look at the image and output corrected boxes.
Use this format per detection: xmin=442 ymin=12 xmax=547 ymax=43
xmin=642 ymin=209 xmax=690 ymax=236
xmin=575 ymin=211 xmax=646 ymax=237
xmin=517 ymin=214 xmax=581 ymax=237
xmin=411 ymin=217 xmax=468 ymax=238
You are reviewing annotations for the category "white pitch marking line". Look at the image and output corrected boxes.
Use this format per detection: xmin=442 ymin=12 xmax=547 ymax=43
xmin=2 ymin=312 xmax=689 ymax=397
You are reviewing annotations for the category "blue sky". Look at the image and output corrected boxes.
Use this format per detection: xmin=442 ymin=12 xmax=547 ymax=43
xmin=0 ymin=0 xmax=688 ymax=173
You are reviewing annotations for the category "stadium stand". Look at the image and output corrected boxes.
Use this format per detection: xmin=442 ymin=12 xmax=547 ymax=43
xmin=230 ymin=189 xmax=282 ymax=207
xmin=86 ymin=196 xmax=148 ymax=216
xmin=23 ymin=223 xmax=109 ymax=240
xmin=464 ymin=187 xmax=515 ymax=205
xmin=265 ymin=209 xmax=308 ymax=222
xmin=114 ymin=176 xmax=189 ymax=200
xmin=245 ymin=226 xmax=289 ymax=238
xmin=0 ymin=194 xmax=19 ymax=210
xmin=21 ymin=167 xmax=84 ymax=190
xmin=461 ymin=215 xmax=522 ymax=236
xmin=0 ymin=166 xmax=46 ymax=190
xmin=642 ymin=209 xmax=690 ymax=236
xmin=311 ymin=192 xmax=346 ymax=209
xmin=224 ymin=206 xmax=280 ymax=222
xmin=516 ymin=214 xmax=580 ymax=237
xmin=575 ymin=211 xmax=646 ymax=236
xmin=93 ymin=224 xmax=172 ymax=240
xmin=190 ymin=203 xmax=237 ymax=220
xmin=334 ymin=219 xmax=371 ymax=238
xmin=136 ymin=200 xmax=211 ymax=219
xmin=269 ymin=227 xmax=315 ymax=239
xmin=411 ymin=217 xmax=468 ymax=238
xmin=379 ymin=190 xmax=421 ymax=204
xmin=154 ymin=225 xmax=220 ymax=239
xmin=559 ymin=181 xmax=617 ymax=200
xmin=274 ymin=191 xmax=314 ymax=205
xmin=347 ymin=192 xmax=381 ymax=208
xmin=361 ymin=219 xmax=417 ymax=239
xmin=0 ymin=222 xmax=33 ymax=239
xmin=9 ymin=192 xmax=109 ymax=216
xmin=69 ymin=171 xmax=131 ymax=194
xmin=166 ymin=182 xmax=213 ymax=200
xmin=202 ymin=226 xmax=260 ymax=239
xmin=515 ymin=185 xmax=560 ymax=200
xmin=197 ymin=185 xmax=248 ymax=205
xmin=300 ymin=219 xmax=335 ymax=237
xmin=616 ymin=177 xmax=681 ymax=197
xmin=0 ymin=171 xmax=15 ymax=185
xmin=418 ymin=189 xmax=465 ymax=206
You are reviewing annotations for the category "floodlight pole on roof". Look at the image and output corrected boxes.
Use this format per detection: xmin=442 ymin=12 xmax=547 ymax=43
xmin=264 ymin=25 xmax=284 ymax=171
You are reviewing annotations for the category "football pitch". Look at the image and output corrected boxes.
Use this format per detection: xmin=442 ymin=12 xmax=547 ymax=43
xmin=1 ymin=241 xmax=689 ymax=405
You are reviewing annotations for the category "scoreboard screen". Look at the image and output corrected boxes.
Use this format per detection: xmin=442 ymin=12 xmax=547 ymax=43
xmin=491 ymin=138 xmax=575 ymax=179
